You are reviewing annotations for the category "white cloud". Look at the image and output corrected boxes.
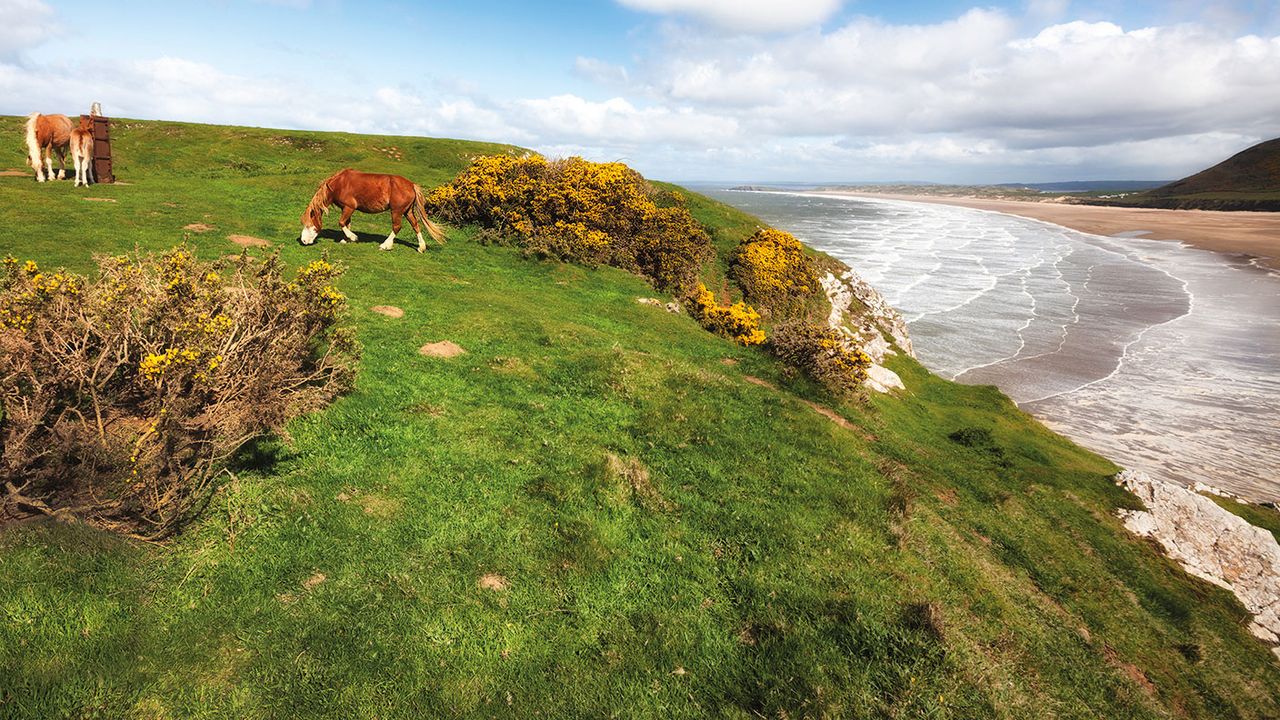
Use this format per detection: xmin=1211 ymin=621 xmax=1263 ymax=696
xmin=591 ymin=9 xmax=1280 ymax=177
xmin=616 ymin=0 xmax=843 ymax=33
xmin=573 ymin=56 xmax=629 ymax=86
xmin=0 ymin=0 xmax=56 ymax=58
xmin=514 ymin=94 xmax=737 ymax=146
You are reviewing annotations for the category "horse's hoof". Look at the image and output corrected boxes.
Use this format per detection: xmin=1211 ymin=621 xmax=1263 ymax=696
xmin=418 ymin=246 xmax=425 ymax=253
xmin=338 ymin=239 xmax=347 ymax=244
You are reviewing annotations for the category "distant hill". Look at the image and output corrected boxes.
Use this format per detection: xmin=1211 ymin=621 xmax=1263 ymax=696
xmin=994 ymin=180 xmax=1168 ymax=193
xmin=1102 ymin=138 xmax=1280 ymax=211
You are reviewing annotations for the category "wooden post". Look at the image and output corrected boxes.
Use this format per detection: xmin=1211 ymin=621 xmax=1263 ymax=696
xmin=83 ymin=114 xmax=114 ymax=184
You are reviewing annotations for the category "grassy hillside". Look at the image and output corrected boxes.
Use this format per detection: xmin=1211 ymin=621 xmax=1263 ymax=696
xmin=1 ymin=116 xmax=1277 ymax=719
xmin=1100 ymin=137 xmax=1280 ymax=211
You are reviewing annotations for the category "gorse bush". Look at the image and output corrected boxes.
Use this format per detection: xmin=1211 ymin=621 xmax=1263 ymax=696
xmin=730 ymin=228 xmax=819 ymax=315
xmin=769 ymin=321 xmax=871 ymax=396
xmin=427 ymin=155 xmax=714 ymax=290
xmin=0 ymin=249 xmax=359 ymax=538
xmin=685 ymin=283 xmax=766 ymax=346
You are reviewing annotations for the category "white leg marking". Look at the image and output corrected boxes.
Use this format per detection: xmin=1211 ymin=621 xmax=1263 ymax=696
xmin=342 ymin=226 xmax=358 ymax=243
xmin=379 ymin=231 xmax=396 ymax=251
xmin=417 ymin=231 xmax=426 ymax=253
xmin=45 ymin=156 xmax=53 ymax=180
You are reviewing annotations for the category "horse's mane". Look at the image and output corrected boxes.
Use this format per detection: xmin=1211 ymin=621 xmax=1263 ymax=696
xmin=306 ymin=170 xmax=347 ymax=218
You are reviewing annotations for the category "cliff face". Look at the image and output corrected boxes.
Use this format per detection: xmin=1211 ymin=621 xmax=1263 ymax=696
xmin=1116 ymin=469 xmax=1280 ymax=659
xmin=820 ymin=269 xmax=914 ymax=393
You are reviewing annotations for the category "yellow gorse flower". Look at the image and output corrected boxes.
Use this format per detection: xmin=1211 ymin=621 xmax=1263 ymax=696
xmin=731 ymin=228 xmax=818 ymax=310
xmin=428 ymin=154 xmax=712 ymax=289
xmin=139 ymin=347 xmax=203 ymax=380
xmin=687 ymin=283 xmax=765 ymax=346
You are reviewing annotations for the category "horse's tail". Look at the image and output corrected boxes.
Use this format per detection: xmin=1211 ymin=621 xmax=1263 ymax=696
xmin=23 ymin=113 xmax=41 ymax=168
xmin=413 ymin=185 xmax=447 ymax=244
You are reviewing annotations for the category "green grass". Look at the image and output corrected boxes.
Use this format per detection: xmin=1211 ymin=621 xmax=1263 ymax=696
xmin=1 ymin=116 xmax=1277 ymax=719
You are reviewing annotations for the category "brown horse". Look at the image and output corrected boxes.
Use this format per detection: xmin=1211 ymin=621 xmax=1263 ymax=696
xmin=23 ymin=113 xmax=74 ymax=182
xmin=69 ymin=116 xmax=95 ymax=187
xmin=300 ymin=169 xmax=446 ymax=252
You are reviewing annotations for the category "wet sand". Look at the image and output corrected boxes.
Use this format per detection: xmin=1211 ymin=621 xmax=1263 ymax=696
xmin=819 ymin=192 xmax=1280 ymax=271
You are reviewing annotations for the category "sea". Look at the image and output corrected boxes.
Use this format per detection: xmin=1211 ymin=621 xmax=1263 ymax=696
xmin=699 ymin=187 xmax=1280 ymax=502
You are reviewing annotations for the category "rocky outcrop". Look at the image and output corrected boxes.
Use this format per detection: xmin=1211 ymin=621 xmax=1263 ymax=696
xmin=821 ymin=270 xmax=914 ymax=392
xmin=1115 ymin=469 xmax=1280 ymax=658
xmin=637 ymin=297 xmax=683 ymax=314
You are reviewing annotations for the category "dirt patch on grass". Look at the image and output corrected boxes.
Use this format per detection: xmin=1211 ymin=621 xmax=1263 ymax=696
xmin=371 ymin=305 xmax=404 ymax=318
xmin=184 ymin=223 xmax=215 ymax=233
xmin=335 ymin=488 xmax=400 ymax=518
xmin=603 ymin=453 xmax=673 ymax=512
xmin=0 ymin=170 xmax=27 ymax=177
xmin=405 ymin=401 xmax=446 ymax=417
xmin=419 ymin=340 xmax=465 ymax=358
xmin=228 ymin=234 xmax=271 ymax=248
xmin=720 ymin=358 xmax=738 ymax=366
xmin=302 ymin=572 xmax=327 ymax=590
xmin=743 ymin=375 xmax=776 ymax=390
xmin=800 ymin=399 xmax=854 ymax=430
xmin=357 ymin=494 xmax=400 ymax=519
xmin=1103 ymin=644 xmax=1157 ymax=697
xmin=489 ymin=356 xmax=536 ymax=378
xmin=83 ymin=197 xmax=117 ymax=203
xmin=478 ymin=573 xmax=509 ymax=591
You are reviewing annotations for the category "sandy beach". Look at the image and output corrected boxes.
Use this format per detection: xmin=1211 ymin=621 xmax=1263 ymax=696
xmin=818 ymin=192 xmax=1280 ymax=271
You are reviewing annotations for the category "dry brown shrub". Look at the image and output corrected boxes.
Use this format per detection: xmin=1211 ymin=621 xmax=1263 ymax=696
xmin=769 ymin=321 xmax=871 ymax=397
xmin=0 ymin=248 xmax=359 ymax=538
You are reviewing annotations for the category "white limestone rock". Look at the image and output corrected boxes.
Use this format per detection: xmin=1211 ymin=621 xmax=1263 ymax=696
xmin=864 ymin=363 xmax=905 ymax=393
xmin=1192 ymin=481 xmax=1249 ymax=504
xmin=1115 ymin=469 xmax=1280 ymax=654
xmin=821 ymin=270 xmax=914 ymax=393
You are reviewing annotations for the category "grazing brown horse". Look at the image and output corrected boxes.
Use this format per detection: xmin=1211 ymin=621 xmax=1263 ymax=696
xmin=300 ymin=169 xmax=446 ymax=252
xmin=69 ymin=116 xmax=95 ymax=187
xmin=23 ymin=113 xmax=74 ymax=182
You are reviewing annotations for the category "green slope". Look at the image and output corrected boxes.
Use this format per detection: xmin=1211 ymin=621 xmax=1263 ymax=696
xmin=1105 ymin=137 xmax=1280 ymax=211
xmin=1 ymin=116 xmax=1277 ymax=719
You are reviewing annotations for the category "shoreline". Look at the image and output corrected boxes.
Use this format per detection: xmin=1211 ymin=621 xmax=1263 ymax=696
xmin=746 ymin=188 xmax=1280 ymax=504
xmin=811 ymin=191 xmax=1280 ymax=272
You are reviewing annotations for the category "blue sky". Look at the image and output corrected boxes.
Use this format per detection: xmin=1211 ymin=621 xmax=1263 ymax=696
xmin=2 ymin=0 xmax=1279 ymax=182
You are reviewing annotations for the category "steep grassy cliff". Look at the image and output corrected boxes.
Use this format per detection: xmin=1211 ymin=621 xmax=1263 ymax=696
xmin=1 ymin=116 xmax=1277 ymax=718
